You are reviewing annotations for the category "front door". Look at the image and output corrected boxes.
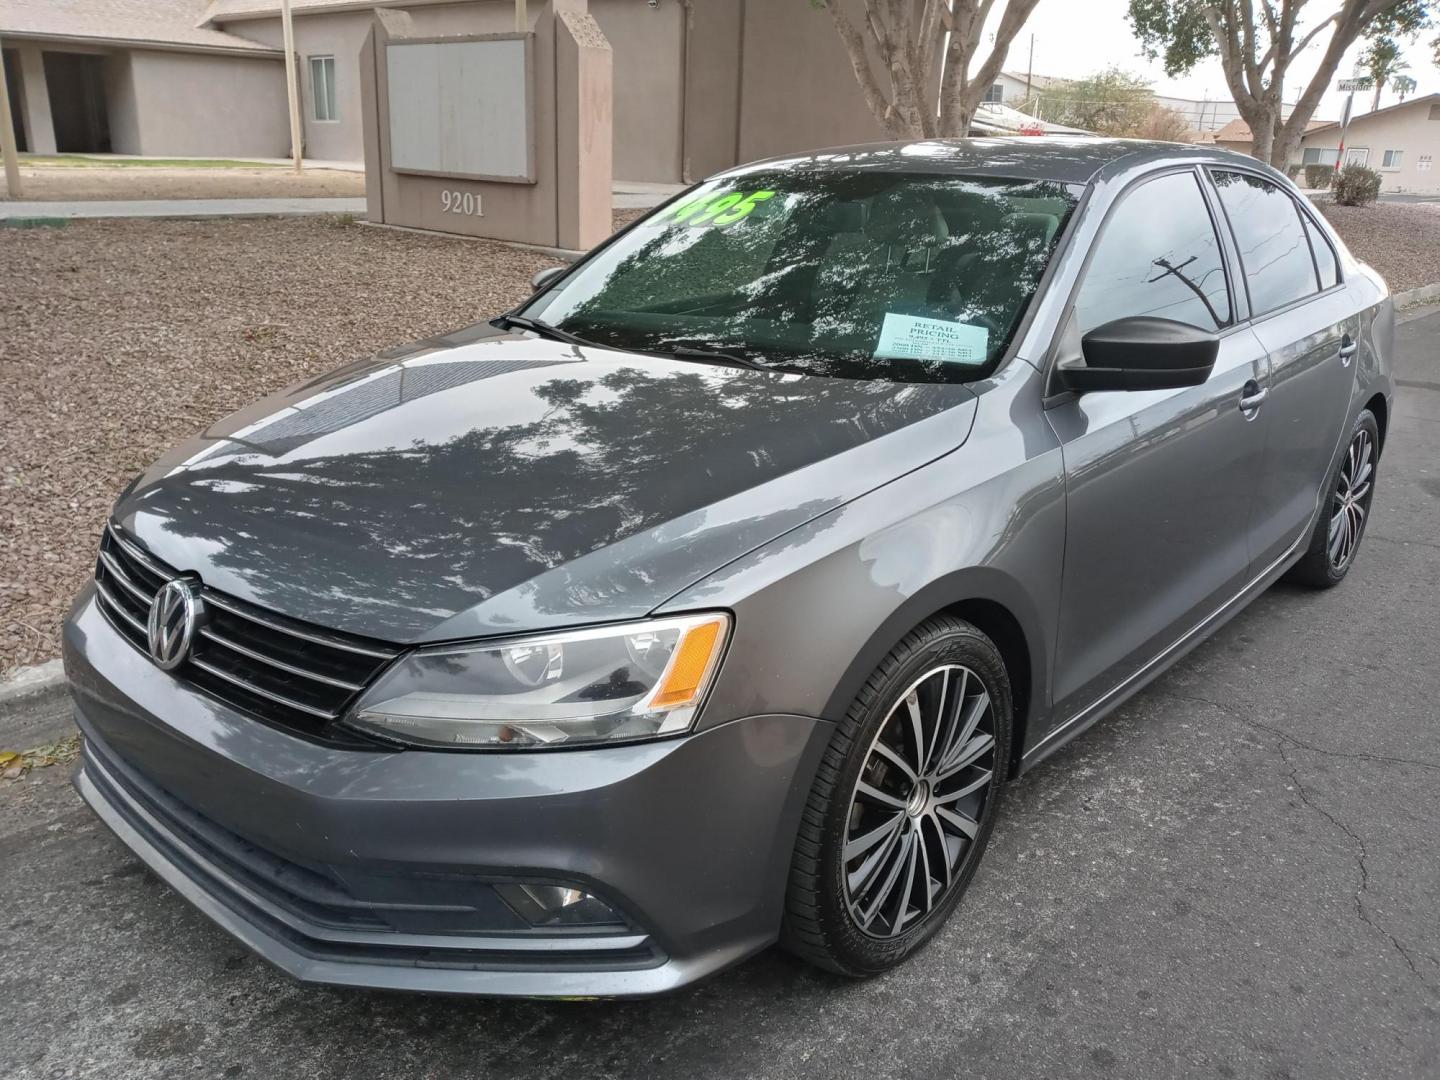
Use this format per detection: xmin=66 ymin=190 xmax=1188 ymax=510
xmin=1045 ymin=168 xmax=1271 ymax=723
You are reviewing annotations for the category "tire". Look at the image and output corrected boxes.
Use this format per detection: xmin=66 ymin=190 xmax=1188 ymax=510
xmin=1285 ymin=409 xmax=1380 ymax=589
xmin=781 ymin=616 xmax=1011 ymax=977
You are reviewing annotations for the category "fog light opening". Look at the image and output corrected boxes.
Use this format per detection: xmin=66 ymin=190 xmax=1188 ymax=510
xmin=495 ymin=883 xmax=624 ymax=928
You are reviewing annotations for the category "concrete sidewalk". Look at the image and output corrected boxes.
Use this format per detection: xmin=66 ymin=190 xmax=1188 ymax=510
xmin=0 ymin=197 xmax=367 ymax=221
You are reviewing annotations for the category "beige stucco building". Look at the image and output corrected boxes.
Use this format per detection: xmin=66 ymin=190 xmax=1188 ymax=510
xmin=1 ymin=0 xmax=965 ymax=183
xmin=1300 ymin=94 xmax=1440 ymax=194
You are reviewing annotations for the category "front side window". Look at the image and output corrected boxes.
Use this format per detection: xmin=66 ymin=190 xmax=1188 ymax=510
xmin=1211 ymin=171 xmax=1318 ymax=316
xmin=1382 ymin=149 xmax=1403 ymax=169
xmin=1303 ymin=147 xmax=1339 ymax=166
xmin=309 ymin=55 xmax=337 ymax=122
xmin=983 ymin=83 xmax=1004 ymax=104
xmin=1074 ymin=170 xmax=1231 ymax=335
xmin=523 ymin=171 xmax=1081 ymax=383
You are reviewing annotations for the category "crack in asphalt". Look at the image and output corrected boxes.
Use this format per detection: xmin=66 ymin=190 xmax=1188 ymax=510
xmin=1155 ymin=688 xmax=1435 ymax=985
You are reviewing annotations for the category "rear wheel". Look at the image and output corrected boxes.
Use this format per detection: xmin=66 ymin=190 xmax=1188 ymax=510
xmin=1285 ymin=409 xmax=1380 ymax=588
xmin=782 ymin=616 xmax=1010 ymax=976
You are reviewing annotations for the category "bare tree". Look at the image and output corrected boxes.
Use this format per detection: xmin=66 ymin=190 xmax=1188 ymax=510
xmin=812 ymin=0 xmax=1045 ymax=139
xmin=1130 ymin=1 xmax=1433 ymax=168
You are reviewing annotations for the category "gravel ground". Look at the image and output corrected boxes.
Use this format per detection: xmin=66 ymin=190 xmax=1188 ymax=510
xmin=1 ymin=167 xmax=366 ymax=202
xmin=1318 ymin=201 xmax=1440 ymax=292
xmin=0 ymin=216 xmax=558 ymax=676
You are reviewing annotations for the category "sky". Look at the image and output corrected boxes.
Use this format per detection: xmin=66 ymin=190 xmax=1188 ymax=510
xmin=1006 ymin=0 xmax=1439 ymax=122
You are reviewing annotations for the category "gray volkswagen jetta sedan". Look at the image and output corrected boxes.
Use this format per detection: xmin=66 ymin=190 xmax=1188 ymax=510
xmin=65 ymin=138 xmax=1392 ymax=997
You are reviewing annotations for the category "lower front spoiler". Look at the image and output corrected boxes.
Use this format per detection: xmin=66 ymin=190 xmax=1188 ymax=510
xmin=75 ymin=750 xmax=761 ymax=999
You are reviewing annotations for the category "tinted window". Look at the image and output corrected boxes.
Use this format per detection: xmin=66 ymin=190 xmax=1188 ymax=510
xmin=1302 ymin=214 xmax=1339 ymax=290
xmin=525 ymin=172 xmax=1081 ymax=383
xmin=1075 ymin=171 xmax=1231 ymax=335
xmin=1212 ymin=171 xmax=1319 ymax=315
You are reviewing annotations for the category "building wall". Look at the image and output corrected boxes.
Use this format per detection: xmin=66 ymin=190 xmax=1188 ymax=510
xmin=1301 ymin=104 xmax=1440 ymax=194
xmin=103 ymin=52 xmax=142 ymax=153
xmin=732 ymin=0 xmax=897 ymax=166
xmin=118 ymin=50 xmax=288 ymax=157
xmin=223 ymin=0 xmax=684 ymax=179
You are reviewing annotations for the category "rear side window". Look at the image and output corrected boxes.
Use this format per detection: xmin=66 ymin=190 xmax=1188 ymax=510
xmin=1211 ymin=171 xmax=1319 ymax=315
xmin=1075 ymin=171 xmax=1231 ymax=334
xmin=1301 ymin=214 xmax=1339 ymax=290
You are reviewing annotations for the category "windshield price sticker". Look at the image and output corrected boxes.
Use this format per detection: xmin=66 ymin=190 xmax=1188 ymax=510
xmin=666 ymin=190 xmax=776 ymax=227
xmin=875 ymin=313 xmax=989 ymax=366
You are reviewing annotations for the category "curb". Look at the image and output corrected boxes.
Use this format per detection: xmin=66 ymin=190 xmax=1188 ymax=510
xmin=1394 ymin=282 xmax=1440 ymax=309
xmin=0 ymin=660 xmax=74 ymax=750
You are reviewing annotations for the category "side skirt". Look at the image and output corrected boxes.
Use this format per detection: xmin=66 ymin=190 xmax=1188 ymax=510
xmin=1018 ymin=531 xmax=1307 ymax=774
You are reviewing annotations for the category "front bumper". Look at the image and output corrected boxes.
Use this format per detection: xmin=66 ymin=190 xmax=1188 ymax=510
xmin=65 ymin=589 xmax=831 ymax=997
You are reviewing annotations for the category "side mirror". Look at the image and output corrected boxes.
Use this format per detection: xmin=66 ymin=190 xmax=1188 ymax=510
xmin=1057 ymin=316 xmax=1219 ymax=393
xmin=531 ymin=265 xmax=567 ymax=293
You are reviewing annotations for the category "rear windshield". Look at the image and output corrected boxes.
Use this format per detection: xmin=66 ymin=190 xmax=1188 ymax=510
xmin=523 ymin=170 xmax=1082 ymax=382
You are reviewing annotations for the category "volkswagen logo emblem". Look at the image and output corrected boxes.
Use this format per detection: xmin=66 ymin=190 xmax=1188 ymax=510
xmin=147 ymin=578 xmax=202 ymax=671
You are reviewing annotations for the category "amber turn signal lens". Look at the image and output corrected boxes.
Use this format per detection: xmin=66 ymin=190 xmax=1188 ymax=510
xmin=649 ymin=617 xmax=725 ymax=709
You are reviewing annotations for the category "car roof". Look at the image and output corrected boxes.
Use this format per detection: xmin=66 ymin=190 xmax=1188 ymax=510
xmin=721 ymin=136 xmax=1275 ymax=187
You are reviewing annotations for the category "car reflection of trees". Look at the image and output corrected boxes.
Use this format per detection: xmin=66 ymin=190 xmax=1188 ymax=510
xmin=545 ymin=175 xmax=1075 ymax=378
xmin=146 ymin=363 xmax=961 ymax=636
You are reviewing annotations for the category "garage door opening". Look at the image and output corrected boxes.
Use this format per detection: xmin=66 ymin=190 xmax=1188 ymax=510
xmin=43 ymin=51 xmax=110 ymax=153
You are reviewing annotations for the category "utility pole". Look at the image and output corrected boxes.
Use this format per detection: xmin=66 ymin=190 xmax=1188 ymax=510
xmin=0 ymin=39 xmax=21 ymax=197
xmin=281 ymin=0 xmax=303 ymax=172
xmin=1335 ymin=77 xmax=1366 ymax=165
xmin=515 ymin=0 xmax=528 ymax=32
xmin=1025 ymin=33 xmax=1034 ymax=101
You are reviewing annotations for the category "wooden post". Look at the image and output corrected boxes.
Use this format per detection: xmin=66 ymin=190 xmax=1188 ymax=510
xmin=281 ymin=0 xmax=304 ymax=172
xmin=0 ymin=39 xmax=22 ymax=197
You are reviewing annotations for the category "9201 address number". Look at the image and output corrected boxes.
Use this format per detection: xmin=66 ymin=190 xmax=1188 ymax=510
xmin=441 ymin=189 xmax=483 ymax=217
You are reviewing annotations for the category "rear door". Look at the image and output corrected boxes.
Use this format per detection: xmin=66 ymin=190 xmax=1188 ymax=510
xmin=1206 ymin=170 xmax=1358 ymax=569
xmin=1045 ymin=168 xmax=1272 ymax=723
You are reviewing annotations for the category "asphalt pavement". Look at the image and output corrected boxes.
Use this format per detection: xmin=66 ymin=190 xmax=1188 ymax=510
xmin=3 ymin=311 xmax=1438 ymax=1080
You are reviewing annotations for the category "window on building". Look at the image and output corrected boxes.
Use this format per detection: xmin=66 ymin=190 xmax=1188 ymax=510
xmin=1381 ymin=149 xmax=1403 ymax=169
xmin=1212 ymin=171 xmax=1320 ymax=316
xmin=1345 ymin=147 xmax=1370 ymax=167
xmin=309 ymin=55 xmax=337 ymax=122
xmin=983 ymin=82 xmax=1004 ymax=104
xmin=1075 ymin=171 xmax=1231 ymax=334
xmin=1302 ymin=147 xmax=1339 ymax=166
xmin=1420 ymin=155 xmax=1434 ymax=172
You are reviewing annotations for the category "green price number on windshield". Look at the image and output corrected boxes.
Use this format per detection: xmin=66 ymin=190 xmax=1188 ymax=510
xmin=667 ymin=190 xmax=776 ymax=227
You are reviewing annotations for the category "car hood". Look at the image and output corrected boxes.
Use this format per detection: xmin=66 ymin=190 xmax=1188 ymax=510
xmin=115 ymin=327 xmax=977 ymax=643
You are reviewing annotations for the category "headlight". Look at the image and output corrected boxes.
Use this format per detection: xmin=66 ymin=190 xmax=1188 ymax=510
xmin=344 ymin=613 xmax=730 ymax=749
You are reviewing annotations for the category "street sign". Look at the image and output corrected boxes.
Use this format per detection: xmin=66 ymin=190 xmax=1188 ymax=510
xmin=1337 ymin=77 xmax=1370 ymax=91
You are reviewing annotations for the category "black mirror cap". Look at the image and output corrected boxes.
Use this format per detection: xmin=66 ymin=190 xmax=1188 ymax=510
xmin=1060 ymin=316 xmax=1220 ymax=393
xmin=531 ymin=265 xmax=568 ymax=293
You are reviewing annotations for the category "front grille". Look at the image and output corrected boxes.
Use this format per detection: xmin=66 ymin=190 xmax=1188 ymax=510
xmin=94 ymin=524 xmax=400 ymax=741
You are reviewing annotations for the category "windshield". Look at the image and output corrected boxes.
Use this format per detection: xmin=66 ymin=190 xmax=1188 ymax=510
xmin=523 ymin=170 xmax=1082 ymax=382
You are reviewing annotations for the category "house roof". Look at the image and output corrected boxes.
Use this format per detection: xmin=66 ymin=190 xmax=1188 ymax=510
xmin=203 ymin=0 xmax=444 ymax=21
xmin=0 ymin=0 xmax=279 ymax=54
xmin=1304 ymin=92 xmax=1440 ymax=134
xmin=1213 ymin=116 xmax=1333 ymax=143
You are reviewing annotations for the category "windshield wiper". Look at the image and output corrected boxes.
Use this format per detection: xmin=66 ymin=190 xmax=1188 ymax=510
xmin=669 ymin=346 xmax=773 ymax=372
xmin=491 ymin=313 xmax=600 ymax=349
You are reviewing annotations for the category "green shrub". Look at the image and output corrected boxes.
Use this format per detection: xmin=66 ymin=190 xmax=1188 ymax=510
xmin=1332 ymin=163 xmax=1382 ymax=206
xmin=1303 ymin=163 xmax=1335 ymax=189
xmin=1285 ymin=163 xmax=1304 ymax=181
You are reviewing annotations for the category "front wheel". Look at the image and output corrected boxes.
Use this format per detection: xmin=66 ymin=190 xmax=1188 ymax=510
xmin=1285 ymin=409 xmax=1380 ymax=588
xmin=782 ymin=616 xmax=1011 ymax=977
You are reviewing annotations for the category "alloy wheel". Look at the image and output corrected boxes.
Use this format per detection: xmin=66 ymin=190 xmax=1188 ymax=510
xmin=1329 ymin=426 xmax=1375 ymax=571
xmin=842 ymin=664 xmax=998 ymax=939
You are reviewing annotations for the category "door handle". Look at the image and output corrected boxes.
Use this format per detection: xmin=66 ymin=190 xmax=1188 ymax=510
xmin=1239 ymin=383 xmax=1268 ymax=413
xmin=1338 ymin=335 xmax=1357 ymax=362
